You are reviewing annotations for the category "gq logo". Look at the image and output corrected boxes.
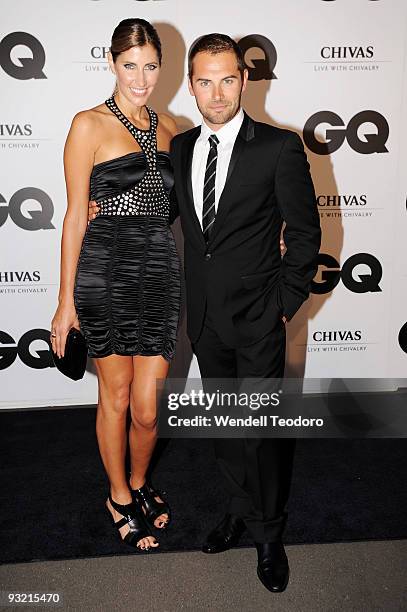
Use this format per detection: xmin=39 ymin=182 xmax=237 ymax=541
xmin=237 ymin=35 xmax=277 ymax=81
xmin=0 ymin=188 xmax=55 ymax=230
xmin=0 ymin=32 xmax=46 ymax=79
xmin=312 ymin=253 xmax=382 ymax=294
xmin=303 ymin=111 xmax=389 ymax=155
xmin=399 ymin=323 xmax=407 ymax=355
xmin=0 ymin=329 xmax=54 ymax=370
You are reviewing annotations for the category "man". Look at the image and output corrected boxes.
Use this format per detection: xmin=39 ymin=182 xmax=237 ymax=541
xmin=90 ymin=33 xmax=321 ymax=593
xmin=171 ymin=34 xmax=320 ymax=593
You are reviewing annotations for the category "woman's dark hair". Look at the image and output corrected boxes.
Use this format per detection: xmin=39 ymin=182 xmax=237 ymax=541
xmin=188 ymin=33 xmax=245 ymax=78
xmin=110 ymin=18 xmax=162 ymax=64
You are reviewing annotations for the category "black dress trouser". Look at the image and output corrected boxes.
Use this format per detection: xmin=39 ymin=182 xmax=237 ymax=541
xmin=192 ymin=307 xmax=297 ymax=543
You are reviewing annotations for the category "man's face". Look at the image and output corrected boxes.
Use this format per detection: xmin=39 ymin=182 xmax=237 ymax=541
xmin=188 ymin=50 xmax=248 ymax=130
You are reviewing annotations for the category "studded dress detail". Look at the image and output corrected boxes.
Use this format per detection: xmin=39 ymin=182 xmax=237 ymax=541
xmin=73 ymin=97 xmax=181 ymax=360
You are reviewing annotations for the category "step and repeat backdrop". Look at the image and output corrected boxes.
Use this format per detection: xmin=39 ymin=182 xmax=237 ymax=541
xmin=1 ymin=0 xmax=406 ymax=408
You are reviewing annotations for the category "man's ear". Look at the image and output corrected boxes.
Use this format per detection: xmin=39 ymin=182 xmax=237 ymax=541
xmin=188 ymin=76 xmax=195 ymax=97
xmin=241 ymin=68 xmax=249 ymax=93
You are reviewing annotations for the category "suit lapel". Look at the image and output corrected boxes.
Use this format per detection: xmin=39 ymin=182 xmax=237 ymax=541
xmin=184 ymin=127 xmax=199 ymax=205
xmin=181 ymin=126 xmax=206 ymax=249
xmin=207 ymin=111 xmax=255 ymax=248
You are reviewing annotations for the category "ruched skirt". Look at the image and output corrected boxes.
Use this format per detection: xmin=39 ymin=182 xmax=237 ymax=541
xmin=74 ymin=216 xmax=181 ymax=361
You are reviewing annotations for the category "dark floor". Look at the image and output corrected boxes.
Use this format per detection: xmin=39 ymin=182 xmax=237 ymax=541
xmin=1 ymin=404 xmax=407 ymax=564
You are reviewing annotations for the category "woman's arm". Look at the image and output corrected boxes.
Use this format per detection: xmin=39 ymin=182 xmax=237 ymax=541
xmin=51 ymin=111 xmax=96 ymax=358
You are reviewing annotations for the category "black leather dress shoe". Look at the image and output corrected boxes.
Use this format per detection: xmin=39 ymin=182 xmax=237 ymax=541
xmin=202 ymin=513 xmax=246 ymax=554
xmin=255 ymin=542 xmax=290 ymax=592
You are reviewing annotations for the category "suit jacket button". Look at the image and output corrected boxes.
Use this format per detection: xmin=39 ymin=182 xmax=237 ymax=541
xmin=205 ymin=253 xmax=211 ymax=260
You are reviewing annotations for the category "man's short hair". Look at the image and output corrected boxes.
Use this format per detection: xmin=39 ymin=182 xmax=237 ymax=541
xmin=188 ymin=33 xmax=246 ymax=79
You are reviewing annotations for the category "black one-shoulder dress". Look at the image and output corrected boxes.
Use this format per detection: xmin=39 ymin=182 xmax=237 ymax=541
xmin=74 ymin=97 xmax=181 ymax=361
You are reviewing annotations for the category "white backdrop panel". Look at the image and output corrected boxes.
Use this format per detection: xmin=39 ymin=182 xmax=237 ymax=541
xmin=1 ymin=0 xmax=406 ymax=407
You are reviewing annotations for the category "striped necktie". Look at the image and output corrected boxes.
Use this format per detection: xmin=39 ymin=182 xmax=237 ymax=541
xmin=202 ymin=134 xmax=219 ymax=242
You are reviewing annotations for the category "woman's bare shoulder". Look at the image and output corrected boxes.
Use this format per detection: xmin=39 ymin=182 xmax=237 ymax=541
xmin=158 ymin=112 xmax=178 ymax=137
xmin=70 ymin=102 xmax=111 ymax=130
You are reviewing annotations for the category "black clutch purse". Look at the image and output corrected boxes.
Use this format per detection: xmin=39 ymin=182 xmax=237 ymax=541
xmin=52 ymin=327 xmax=88 ymax=381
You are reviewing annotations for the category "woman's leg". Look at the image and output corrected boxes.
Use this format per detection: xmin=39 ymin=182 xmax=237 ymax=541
xmin=128 ymin=355 xmax=170 ymax=528
xmin=94 ymin=354 xmax=158 ymax=549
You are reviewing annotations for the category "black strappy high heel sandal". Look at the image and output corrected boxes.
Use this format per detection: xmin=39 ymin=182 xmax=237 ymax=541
xmin=131 ymin=482 xmax=171 ymax=530
xmin=106 ymin=494 xmax=155 ymax=550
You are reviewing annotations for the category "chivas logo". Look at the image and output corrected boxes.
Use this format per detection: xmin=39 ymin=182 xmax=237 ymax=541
xmin=320 ymin=46 xmax=374 ymax=59
xmin=0 ymin=124 xmax=32 ymax=137
xmin=317 ymin=195 xmax=367 ymax=206
xmin=312 ymin=330 xmax=362 ymax=341
xmin=90 ymin=47 xmax=110 ymax=59
xmin=0 ymin=271 xmax=40 ymax=283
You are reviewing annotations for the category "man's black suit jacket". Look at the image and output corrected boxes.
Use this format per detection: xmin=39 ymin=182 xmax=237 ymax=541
xmin=169 ymin=111 xmax=321 ymax=348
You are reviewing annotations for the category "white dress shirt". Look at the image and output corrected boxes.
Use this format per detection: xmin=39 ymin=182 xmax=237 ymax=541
xmin=191 ymin=108 xmax=244 ymax=228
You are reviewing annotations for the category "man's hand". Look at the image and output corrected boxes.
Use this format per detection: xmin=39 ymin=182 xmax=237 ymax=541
xmin=88 ymin=200 xmax=99 ymax=223
xmin=280 ymin=240 xmax=287 ymax=323
xmin=280 ymin=236 xmax=287 ymax=322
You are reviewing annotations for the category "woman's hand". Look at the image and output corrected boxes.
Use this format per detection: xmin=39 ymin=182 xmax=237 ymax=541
xmin=50 ymin=301 xmax=79 ymax=358
xmin=88 ymin=200 xmax=99 ymax=222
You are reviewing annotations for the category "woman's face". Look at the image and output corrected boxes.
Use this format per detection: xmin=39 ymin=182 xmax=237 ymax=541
xmin=109 ymin=43 xmax=160 ymax=106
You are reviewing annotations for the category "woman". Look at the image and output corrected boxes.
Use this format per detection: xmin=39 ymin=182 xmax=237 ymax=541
xmin=51 ymin=18 xmax=181 ymax=551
